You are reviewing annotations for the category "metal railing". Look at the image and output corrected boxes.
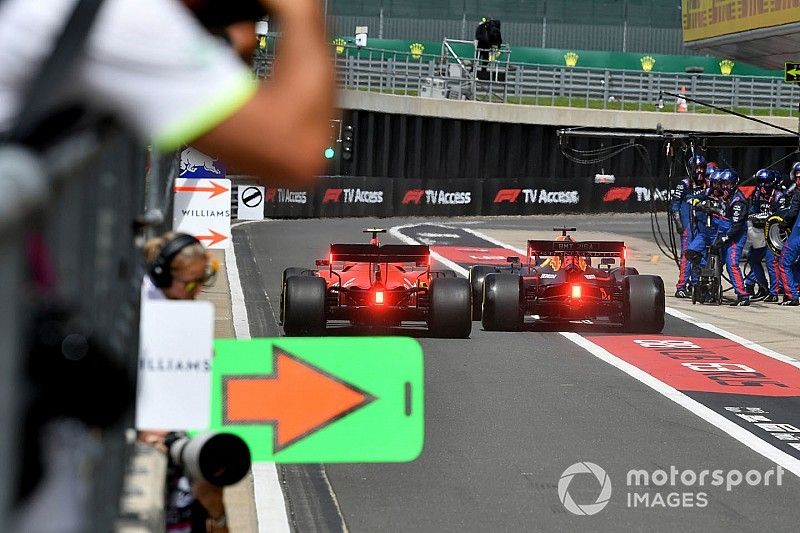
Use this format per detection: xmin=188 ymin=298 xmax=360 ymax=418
xmin=329 ymin=44 xmax=800 ymax=117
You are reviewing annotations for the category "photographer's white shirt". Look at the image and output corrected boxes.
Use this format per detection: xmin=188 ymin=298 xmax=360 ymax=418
xmin=0 ymin=0 xmax=256 ymax=149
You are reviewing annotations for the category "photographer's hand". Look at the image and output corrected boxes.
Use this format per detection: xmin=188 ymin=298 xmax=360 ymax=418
xmin=193 ymin=0 xmax=335 ymax=185
xmin=192 ymin=479 xmax=228 ymax=532
xmin=137 ymin=430 xmax=169 ymax=453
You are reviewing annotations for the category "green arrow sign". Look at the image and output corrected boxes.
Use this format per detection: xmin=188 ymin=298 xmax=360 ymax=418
xmin=785 ymin=62 xmax=800 ymax=83
xmin=210 ymin=337 xmax=424 ymax=463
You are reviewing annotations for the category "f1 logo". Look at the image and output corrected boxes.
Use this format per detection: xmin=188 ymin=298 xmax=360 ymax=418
xmin=265 ymin=188 xmax=277 ymax=202
xmin=323 ymin=188 xmax=344 ymax=203
xmin=493 ymin=189 xmax=522 ymax=203
xmin=602 ymin=187 xmax=633 ymax=202
xmin=402 ymin=189 xmax=425 ymax=205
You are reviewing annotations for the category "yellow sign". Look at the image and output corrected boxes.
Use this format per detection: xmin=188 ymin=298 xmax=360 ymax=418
xmin=564 ymin=52 xmax=579 ymax=68
xmin=333 ymin=38 xmax=347 ymax=55
xmin=719 ymin=59 xmax=735 ymax=75
xmin=410 ymin=43 xmax=425 ymax=59
xmin=682 ymin=0 xmax=800 ymax=43
xmin=640 ymin=56 xmax=656 ymax=72
xmin=786 ymin=62 xmax=800 ymax=83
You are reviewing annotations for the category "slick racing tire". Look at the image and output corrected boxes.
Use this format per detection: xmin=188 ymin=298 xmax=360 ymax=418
xmin=282 ymin=267 xmax=311 ymax=284
xmin=428 ymin=277 xmax=472 ymax=338
xmin=622 ymin=275 xmax=665 ymax=333
xmin=283 ymin=276 xmax=327 ymax=336
xmin=468 ymin=265 xmax=497 ymax=320
xmin=481 ymin=273 xmax=523 ymax=332
xmin=765 ymin=215 xmax=789 ymax=255
xmin=611 ymin=266 xmax=639 ymax=282
xmin=280 ymin=267 xmax=312 ymax=323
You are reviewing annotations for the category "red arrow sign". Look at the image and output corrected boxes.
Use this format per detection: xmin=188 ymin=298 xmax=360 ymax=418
xmin=195 ymin=229 xmax=228 ymax=247
xmin=174 ymin=180 xmax=229 ymax=199
xmin=224 ymin=348 xmax=375 ymax=452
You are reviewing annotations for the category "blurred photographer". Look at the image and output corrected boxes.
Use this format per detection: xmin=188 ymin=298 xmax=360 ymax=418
xmin=140 ymin=232 xmax=227 ymax=532
xmin=0 ymin=0 xmax=334 ymax=184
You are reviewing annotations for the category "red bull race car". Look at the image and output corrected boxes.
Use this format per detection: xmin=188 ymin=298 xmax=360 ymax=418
xmin=470 ymin=228 xmax=665 ymax=332
xmin=281 ymin=229 xmax=472 ymax=337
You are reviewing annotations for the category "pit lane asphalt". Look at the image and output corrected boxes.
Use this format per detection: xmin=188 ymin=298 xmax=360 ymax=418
xmin=233 ymin=216 xmax=800 ymax=533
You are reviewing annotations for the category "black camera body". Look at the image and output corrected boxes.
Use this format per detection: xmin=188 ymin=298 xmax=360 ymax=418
xmin=188 ymin=0 xmax=268 ymax=31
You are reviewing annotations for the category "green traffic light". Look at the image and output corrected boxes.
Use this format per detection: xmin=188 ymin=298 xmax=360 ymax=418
xmin=324 ymin=147 xmax=335 ymax=159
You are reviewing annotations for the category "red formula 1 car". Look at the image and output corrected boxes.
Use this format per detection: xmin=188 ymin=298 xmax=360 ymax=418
xmin=472 ymin=228 xmax=665 ymax=332
xmin=280 ymin=229 xmax=472 ymax=337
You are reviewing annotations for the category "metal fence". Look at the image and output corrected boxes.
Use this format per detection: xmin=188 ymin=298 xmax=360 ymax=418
xmin=327 ymin=0 xmax=687 ymax=53
xmin=330 ymin=15 xmax=689 ymax=55
xmin=332 ymin=44 xmax=800 ymax=116
xmin=1 ymin=125 xmax=175 ymax=531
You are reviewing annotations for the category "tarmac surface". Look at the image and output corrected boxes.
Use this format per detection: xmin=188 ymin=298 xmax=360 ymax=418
xmin=231 ymin=214 xmax=800 ymax=532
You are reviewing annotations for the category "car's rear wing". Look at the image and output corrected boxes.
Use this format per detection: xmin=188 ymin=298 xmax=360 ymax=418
xmin=329 ymin=243 xmax=430 ymax=264
xmin=527 ymin=240 xmax=627 ymax=265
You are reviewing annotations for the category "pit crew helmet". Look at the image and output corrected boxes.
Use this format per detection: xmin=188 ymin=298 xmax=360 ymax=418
xmin=688 ymin=154 xmax=707 ymax=187
xmin=707 ymin=170 xmax=724 ymax=198
xmin=718 ymin=169 xmax=739 ymax=199
xmin=755 ymin=168 xmax=778 ymax=197
xmin=792 ymin=162 xmax=800 ymax=183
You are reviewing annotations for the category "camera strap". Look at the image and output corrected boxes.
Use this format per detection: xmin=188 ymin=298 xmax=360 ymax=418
xmin=5 ymin=0 xmax=107 ymax=144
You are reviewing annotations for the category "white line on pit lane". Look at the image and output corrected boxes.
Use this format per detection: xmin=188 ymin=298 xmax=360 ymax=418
xmin=226 ymin=241 xmax=290 ymax=533
xmin=389 ymin=221 xmax=800 ymax=479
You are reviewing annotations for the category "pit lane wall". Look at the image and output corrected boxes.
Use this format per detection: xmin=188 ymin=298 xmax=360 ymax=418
xmin=233 ymin=176 xmax=668 ymax=218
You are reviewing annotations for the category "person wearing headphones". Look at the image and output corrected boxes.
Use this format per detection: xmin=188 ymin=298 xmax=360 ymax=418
xmin=141 ymin=232 xmax=227 ymax=533
xmin=142 ymin=232 xmax=218 ymax=301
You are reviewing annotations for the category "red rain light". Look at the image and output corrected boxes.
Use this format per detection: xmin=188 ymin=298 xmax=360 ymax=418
xmin=375 ymin=290 xmax=384 ymax=304
xmin=571 ymin=284 xmax=582 ymax=299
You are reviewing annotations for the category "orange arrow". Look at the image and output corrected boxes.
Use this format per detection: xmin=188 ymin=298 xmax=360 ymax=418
xmin=195 ymin=229 xmax=228 ymax=246
xmin=174 ymin=180 xmax=229 ymax=199
xmin=224 ymin=347 xmax=375 ymax=451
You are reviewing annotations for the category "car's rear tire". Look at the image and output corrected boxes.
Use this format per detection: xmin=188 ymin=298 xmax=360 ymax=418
xmin=428 ymin=278 xmax=472 ymax=338
xmin=282 ymin=267 xmax=311 ymax=284
xmin=280 ymin=267 xmax=312 ymax=323
xmin=622 ymin=275 xmax=665 ymax=333
xmin=283 ymin=276 xmax=327 ymax=336
xmin=468 ymin=265 xmax=496 ymax=320
xmin=612 ymin=266 xmax=639 ymax=282
xmin=481 ymin=273 xmax=523 ymax=331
